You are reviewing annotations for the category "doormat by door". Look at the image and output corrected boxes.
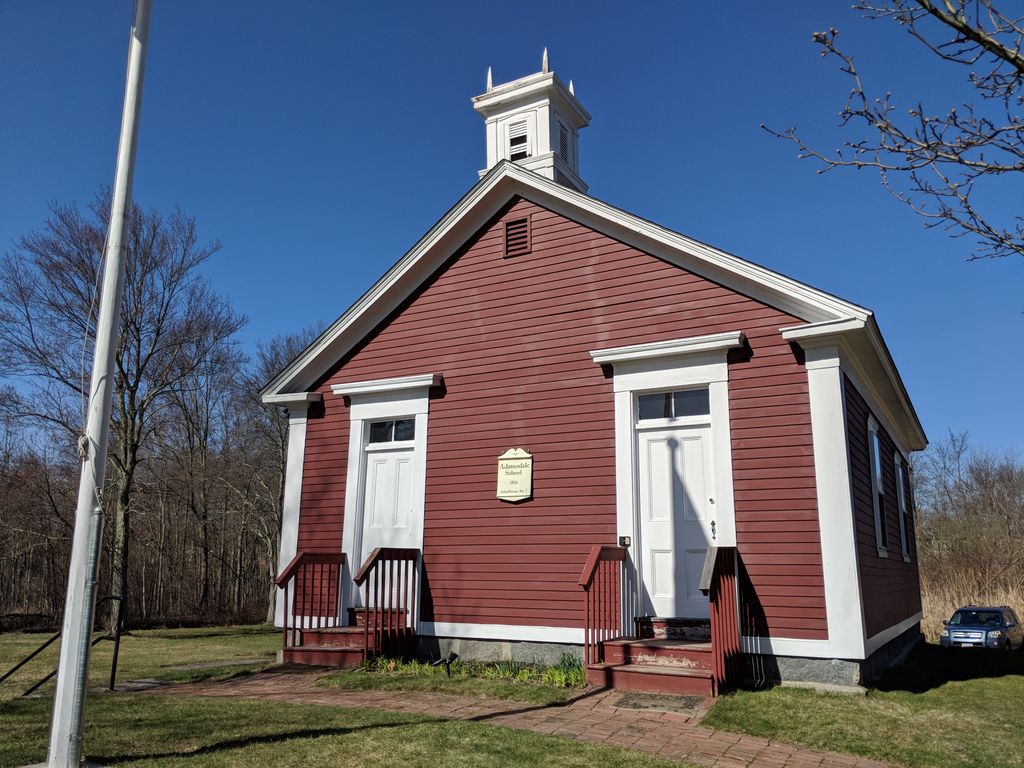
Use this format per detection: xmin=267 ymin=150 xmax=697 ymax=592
xmin=612 ymin=692 xmax=706 ymax=715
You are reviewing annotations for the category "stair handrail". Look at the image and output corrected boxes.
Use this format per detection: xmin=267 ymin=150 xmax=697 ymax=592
xmin=276 ymin=550 xmax=345 ymax=587
xmin=705 ymin=545 xmax=741 ymax=695
xmin=353 ymin=547 xmax=420 ymax=662
xmin=578 ymin=544 xmax=627 ymax=589
xmin=276 ymin=550 xmax=346 ymax=651
xmin=578 ymin=544 xmax=629 ymax=667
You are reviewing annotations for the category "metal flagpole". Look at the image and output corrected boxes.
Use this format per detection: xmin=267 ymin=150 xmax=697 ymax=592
xmin=44 ymin=1 xmax=151 ymax=766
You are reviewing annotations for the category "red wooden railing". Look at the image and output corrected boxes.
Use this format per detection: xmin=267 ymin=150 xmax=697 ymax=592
xmin=578 ymin=545 xmax=630 ymax=666
xmin=708 ymin=546 xmax=741 ymax=695
xmin=353 ymin=547 xmax=419 ymax=661
xmin=275 ymin=551 xmax=346 ymax=649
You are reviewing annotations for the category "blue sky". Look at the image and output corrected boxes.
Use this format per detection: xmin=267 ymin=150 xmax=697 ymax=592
xmin=1 ymin=1 xmax=1020 ymax=452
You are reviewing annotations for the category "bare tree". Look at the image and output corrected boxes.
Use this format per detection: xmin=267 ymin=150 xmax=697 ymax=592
xmin=766 ymin=1 xmax=1024 ymax=260
xmin=0 ymin=193 xmax=244 ymax=631
xmin=243 ymin=326 xmax=324 ymax=622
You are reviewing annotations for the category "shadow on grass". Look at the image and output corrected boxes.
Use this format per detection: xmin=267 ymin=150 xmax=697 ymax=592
xmin=873 ymin=641 xmax=1024 ymax=694
xmin=91 ymin=717 xmax=427 ymax=764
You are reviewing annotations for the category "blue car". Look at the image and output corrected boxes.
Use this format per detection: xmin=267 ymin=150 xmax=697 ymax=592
xmin=940 ymin=606 xmax=1024 ymax=650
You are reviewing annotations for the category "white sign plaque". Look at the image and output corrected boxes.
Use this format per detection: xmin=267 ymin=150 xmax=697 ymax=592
xmin=496 ymin=448 xmax=533 ymax=501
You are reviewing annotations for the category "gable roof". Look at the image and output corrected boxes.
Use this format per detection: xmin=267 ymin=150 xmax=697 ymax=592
xmin=262 ymin=161 xmax=926 ymax=451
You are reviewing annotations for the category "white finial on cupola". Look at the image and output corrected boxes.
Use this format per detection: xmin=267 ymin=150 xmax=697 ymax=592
xmin=471 ymin=54 xmax=591 ymax=192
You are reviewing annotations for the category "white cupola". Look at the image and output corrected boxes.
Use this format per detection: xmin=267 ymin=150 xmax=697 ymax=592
xmin=472 ymin=49 xmax=591 ymax=192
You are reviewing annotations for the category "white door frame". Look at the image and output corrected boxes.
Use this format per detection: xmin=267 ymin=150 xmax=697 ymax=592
xmin=332 ymin=373 xmax=439 ymax=621
xmin=590 ymin=332 xmax=743 ymax=617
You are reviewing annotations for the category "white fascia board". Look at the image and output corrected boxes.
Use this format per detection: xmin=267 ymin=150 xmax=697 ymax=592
xmin=261 ymin=391 xmax=323 ymax=408
xmin=590 ymin=331 xmax=745 ymax=365
xmin=331 ymin=373 xmax=441 ymax=398
xmin=262 ymin=161 xmax=871 ymax=399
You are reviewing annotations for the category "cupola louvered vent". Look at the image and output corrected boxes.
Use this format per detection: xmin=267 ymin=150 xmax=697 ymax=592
xmin=504 ymin=216 xmax=531 ymax=257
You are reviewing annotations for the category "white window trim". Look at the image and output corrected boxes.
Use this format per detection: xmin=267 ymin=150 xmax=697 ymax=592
xmin=867 ymin=416 xmax=888 ymax=558
xmin=895 ymin=453 xmax=911 ymax=562
xmin=590 ymin=332 xmax=742 ymax=622
xmin=270 ymin=392 xmax=323 ymax=626
xmin=336 ymin=374 xmax=439 ymax=625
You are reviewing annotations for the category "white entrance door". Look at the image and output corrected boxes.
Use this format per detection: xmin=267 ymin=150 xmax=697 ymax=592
xmin=360 ymin=421 xmax=416 ymax=566
xmin=637 ymin=422 xmax=715 ymax=618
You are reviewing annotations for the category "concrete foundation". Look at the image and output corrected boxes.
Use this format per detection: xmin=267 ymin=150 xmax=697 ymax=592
xmin=416 ymin=635 xmax=582 ymax=666
xmin=743 ymin=622 xmax=924 ymax=688
xmin=416 ymin=621 xmax=923 ymax=689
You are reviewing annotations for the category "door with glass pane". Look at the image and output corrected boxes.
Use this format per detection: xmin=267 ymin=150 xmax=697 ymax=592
xmin=360 ymin=418 xmax=416 ymax=567
xmin=635 ymin=389 xmax=715 ymax=619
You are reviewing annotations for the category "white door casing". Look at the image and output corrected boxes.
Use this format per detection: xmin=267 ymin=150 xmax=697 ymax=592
xmin=637 ymin=422 xmax=714 ymax=618
xmin=333 ymin=374 xmax=439 ymax=617
xmin=590 ymin=332 xmax=743 ymax=622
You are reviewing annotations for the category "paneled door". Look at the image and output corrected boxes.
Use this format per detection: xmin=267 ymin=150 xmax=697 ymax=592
xmin=359 ymin=418 xmax=417 ymax=567
xmin=636 ymin=407 xmax=715 ymax=618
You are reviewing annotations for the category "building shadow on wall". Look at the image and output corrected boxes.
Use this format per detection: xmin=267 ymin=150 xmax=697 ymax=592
xmin=734 ymin=556 xmax=780 ymax=688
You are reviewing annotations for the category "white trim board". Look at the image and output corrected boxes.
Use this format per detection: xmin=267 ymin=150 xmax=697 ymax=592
xmin=274 ymin=401 xmax=314 ymax=627
xmin=421 ymin=622 xmax=584 ymax=645
xmin=865 ymin=612 xmax=922 ymax=656
xmin=339 ymin=375 xmax=436 ymax=619
xmin=594 ymin=333 xmax=740 ymax=621
xmin=802 ymin=345 xmax=867 ymax=659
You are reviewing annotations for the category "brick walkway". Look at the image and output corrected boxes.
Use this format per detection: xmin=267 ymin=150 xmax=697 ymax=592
xmin=153 ymin=669 xmax=889 ymax=768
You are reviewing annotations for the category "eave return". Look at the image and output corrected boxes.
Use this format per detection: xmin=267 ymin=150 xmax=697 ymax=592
xmin=276 ymin=548 xmax=419 ymax=667
xmin=578 ymin=545 xmax=740 ymax=697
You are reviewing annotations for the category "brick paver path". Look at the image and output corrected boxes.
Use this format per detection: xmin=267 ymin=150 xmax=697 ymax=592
xmin=153 ymin=668 xmax=889 ymax=768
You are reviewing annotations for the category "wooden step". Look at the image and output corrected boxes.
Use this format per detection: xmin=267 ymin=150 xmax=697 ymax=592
xmin=282 ymin=645 xmax=364 ymax=668
xmin=302 ymin=626 xmax=371 ymax=649
xmin=586 ymin=662 xmax=714 ymax=696
xmin=602 ymin=637 xmax=712 ymax=671
xmin=635 ymin=617 xmax=711 ymax=641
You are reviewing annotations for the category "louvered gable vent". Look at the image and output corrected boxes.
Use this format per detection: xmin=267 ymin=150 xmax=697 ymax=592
xmin=504 ymin=216 xmax=531 ymax=257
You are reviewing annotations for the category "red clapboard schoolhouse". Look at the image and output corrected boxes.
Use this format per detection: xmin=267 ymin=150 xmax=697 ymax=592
xmin=261 ymin=60 xmax=927 ymax=695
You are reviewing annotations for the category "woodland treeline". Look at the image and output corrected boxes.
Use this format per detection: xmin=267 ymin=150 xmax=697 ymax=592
xmin=913 ymin=433 xmax=1024 ymax=637
xmin=0 ymin=195 xmax=319 ymax=630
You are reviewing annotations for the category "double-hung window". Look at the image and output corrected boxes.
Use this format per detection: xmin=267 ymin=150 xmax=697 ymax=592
xmin=894 ymin=455 xmax=911 ymax=561
xmin=867 ymin=417 xmax=888 ymax=557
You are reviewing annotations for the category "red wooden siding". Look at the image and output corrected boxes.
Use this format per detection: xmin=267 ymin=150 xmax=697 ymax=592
xmin=298 ymin=197 xmax=827 ymax=639
xmin=844 ymin=375 xmax=922 ymax=638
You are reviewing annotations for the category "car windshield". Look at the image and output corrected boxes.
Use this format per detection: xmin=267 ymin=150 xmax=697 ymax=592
xmin=950 ymin=610 xmax=1003 ymax=627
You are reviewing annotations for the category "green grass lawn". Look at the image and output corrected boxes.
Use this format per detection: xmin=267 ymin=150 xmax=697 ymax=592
xmin=0 ymin=693 xmax=682 ymax=768
xmin=703 ymin=642 xmax=1024 ymax=768
xmin=0 ymin=625 xmax=279 ymax=702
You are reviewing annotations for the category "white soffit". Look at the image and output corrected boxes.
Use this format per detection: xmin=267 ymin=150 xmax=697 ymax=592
xmin=261 ymin=391 xmax=323 ymax=407
xmin=590 ymin=331 xmax=746 ymax=365
xmin=262 ymin=162 xmax=874 ymax=398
